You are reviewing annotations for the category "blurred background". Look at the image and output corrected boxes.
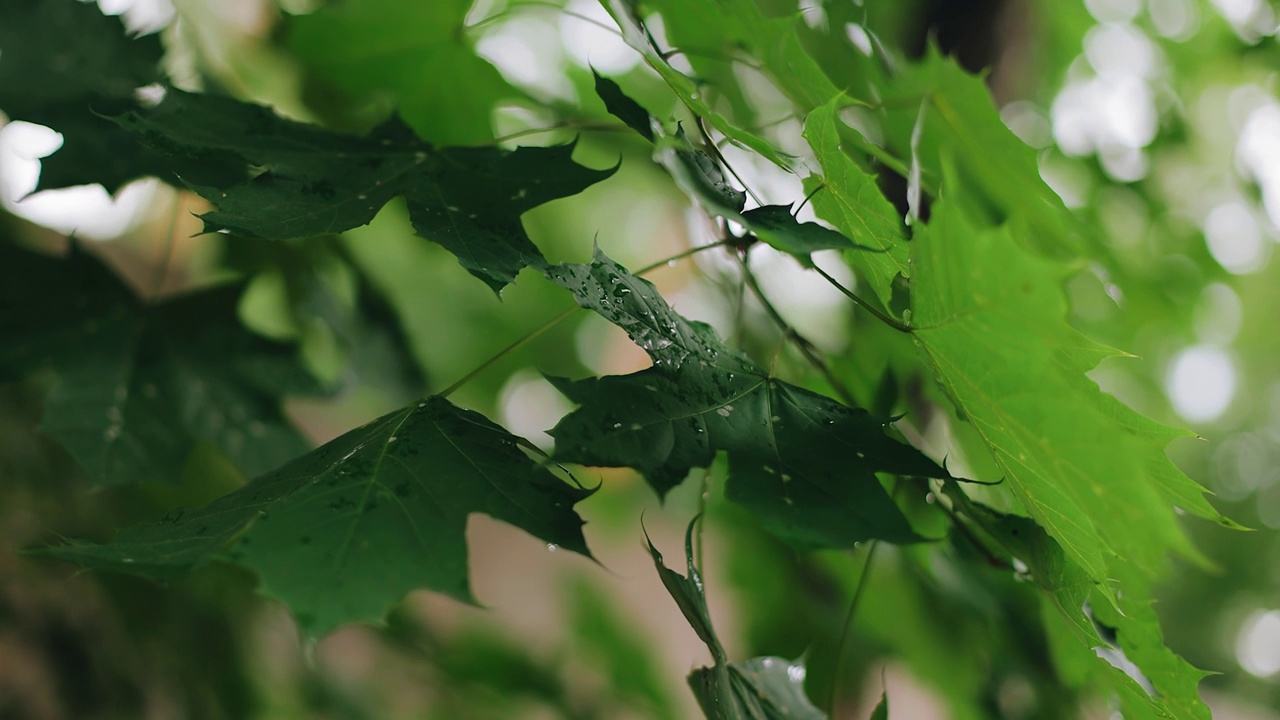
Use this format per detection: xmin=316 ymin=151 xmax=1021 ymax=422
xmin=3 ymin=0 xmax=1280 ymax=718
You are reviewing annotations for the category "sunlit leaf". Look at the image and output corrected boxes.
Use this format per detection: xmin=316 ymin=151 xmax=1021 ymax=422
xmin=0 ymin=242 xmax=318 ymax=485
xmin=43 ymin=395 xmax=593 ymax=636
xmin=548 ymin=249 xmax=946 ymax=547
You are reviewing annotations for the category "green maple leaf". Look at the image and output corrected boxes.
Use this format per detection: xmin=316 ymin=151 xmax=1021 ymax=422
xmin=113 ymin=89 xmax=615 ymax=293
xmin=547 ymin=249 xmax=946 ymax=548
xmin=288 ymin=0 xmax=522 ymax=146
xmin=802 ymin=99 xmax=908 ymax=305
xmin=911 ymin=196 xmax=1228 ymax=585
xmin=0 ymin=0 xmax=179 ymax=193
xmin=0 ymin=242 xmax=319 ymax=485
xmin=946 ymin=487 xmax=1209 ymax=719
xmin=43 ymin=395 xmax=594 ymax=636
xmin=650 ymin=519 xmax=828 ymax=720
xmin=592 ymin=70 xmax=656 ymax=142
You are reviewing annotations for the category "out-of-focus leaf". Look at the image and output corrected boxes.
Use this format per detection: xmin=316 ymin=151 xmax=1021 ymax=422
xmin=0 ymin=242 xmax=318 ymax=485
xmin=592 ymin=70 xmax=656 ymax=142
xmin=112 ymin=90 xmax=614 ymax=293
xmin=869 ymin=692 xmax=888 ymax=720
xmin=802 ymin=99 xmax=908 ymax=305
xmin=548 ymin=249 xmax=946 ymax=547
xmin=0 ymin=0 xmax=179 ymax=192
xmin=288 ymin=0 xmax=521 ymax=146
xmin=43 ymin=396 xmax=594 ymax=636
xmin=651 ymin=518 xmax=828 ymax=720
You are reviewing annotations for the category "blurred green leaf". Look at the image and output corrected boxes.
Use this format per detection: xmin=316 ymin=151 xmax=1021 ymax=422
xmin=0 ymin=242 xmax=318 ymax=485
xmin=288 ymin=0 xmax=522 ymax=146
xmin=592 ymin=70 xmax=656 ymax=142
xmin=113 ymin=89 xmax=615 ymax=293
xmin=548 ymin=249 xmax=946 ymax=547
xmin=0 ymin=0 xmax=178 ymax=192
xmin=44 ymin=396 xmax=594 ymax=636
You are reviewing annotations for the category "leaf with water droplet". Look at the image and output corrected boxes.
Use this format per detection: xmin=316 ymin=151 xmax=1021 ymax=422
xmin=107 ymin=89 xmax=615 ymax=293
xmin=650 ymin=518 xmax=828 ymax=719
xmin=0 ymin=242 xmax=321 ymax=485
xmin=546 ymin=249 xmax=947 ymax=547
xmin=40 ymin=395 xmax=593 ymax=636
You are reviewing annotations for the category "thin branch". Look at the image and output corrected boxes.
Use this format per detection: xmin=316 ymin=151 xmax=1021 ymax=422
xmin=811 ymin=265 xmax=911 ymax=333
xmin=486 ymin=121 xmax=632 ymax=147
xmin=466 ymin=2 xmax=623 ymax=37
xmin=737 ymin=254 xmax=860 ymax=407
xmin=437 ymin=240 xmax=733 ymax=398
xmin=148 ymin=192 xmax=183 ymax=301
xmin=828 ymin=541 xmax=880 ymax=719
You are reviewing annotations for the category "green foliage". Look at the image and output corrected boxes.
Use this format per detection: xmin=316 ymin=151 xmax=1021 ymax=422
xmin=548 ymin=249 xmax=945 ymax=547
xmin=0 ymin=242 xmax=319 ymax=485
xmin=0 ymin=0 xmax=1249 ymax=718
xmin=43 ymin=395 xmax=592 ymax=636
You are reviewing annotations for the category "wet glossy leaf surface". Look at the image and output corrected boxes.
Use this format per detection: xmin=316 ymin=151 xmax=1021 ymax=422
xmin=114 ymin=90 xmax=615 ymax=292
xmin=0 ymin=242 xmax=318 ymax=485
xmin=43 ymin=396 xmax=593 ymax=636
xmin=651 ymin=520 xmax=827 ymax=720
xmin=548 ymin=249 xmax=947 ymax=547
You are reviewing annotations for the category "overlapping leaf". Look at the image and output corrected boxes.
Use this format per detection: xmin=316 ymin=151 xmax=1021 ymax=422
xmin=547 ymin=249 xmax=947 ymax=547
xmin=649 ymin=520 xmax=827 ymax=720
xmin=802 ymin=99 xmax=909 ymax=305
xmin=44 ymin=395 xmax=593 ymax=636
xmin=111 ymin=89 xmax=615 ymax=292
xmin=592 ymin=75 xmax=871 ymax=267
xmin=911 ymin=198 xmax=1227 ymax=584
xmin=945 ymin=487 xmax=1209 ymax=719
xmin=288 ymin=0 xmax=521 ymax=146
xmin=0 ymin=242 xmax=319 ymax=485
xmin=0 ymin=0 xmax=179 ymax=192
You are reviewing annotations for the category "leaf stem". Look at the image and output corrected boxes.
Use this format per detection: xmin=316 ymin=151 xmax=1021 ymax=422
xmin=148 ymin=191 xmax=182 ymax=301
xmin=828 ymin=541 xmax=879 ymax=719
xmin=811 ymin=265 xmax=911 ymax=333
xmin=486 ymin=121 xmax=632 ymax=147
xmin=737 ymin=255 xmax=860 ymax=407
xmin=437 ymin=240 xmax=733 ymax=399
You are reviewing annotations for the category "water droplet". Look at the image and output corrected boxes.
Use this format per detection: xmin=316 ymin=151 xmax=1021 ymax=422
xmin=547 ymin=543 xmax=559 ymax=552
xmin=418 ymin=402 xmax=427 ymax=408
xmin=770 ymin=415 xmax=781 ymax=423
xmin=122 ymin=557 xmax=135 ymax=563
xmin=630 ymin=423 xmax=643 ymax=431
xmin=388 ymin=436 xmax=398 ymax=442
xmin=667 ymin=259 xmax=677 ymax=267
xmin=763 ymin=466 xmax=776 ymax=475
xmin=716 ymin=404 xmax=734 ymax=417
xmin=612 ymin=422 xmax=622 ymax=429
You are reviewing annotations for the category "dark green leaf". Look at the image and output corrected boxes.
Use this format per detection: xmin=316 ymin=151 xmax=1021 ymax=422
xmin=592 ymin=70 xmax=655 ymax=142
xmin=650 ymin=518 xmax=827 ymax=720
xmin=43 ymin=395 xmax=594 ymax=636
xmin=547 ymin=249 xmax=946 ymax=547
xmin=113 ymin=89 xmax=615 ymax=293
xmin=0 ymin=0 xmax=179 ymax=192
xmin=657 ymin=129 xmax=748 ymax=217
xmin=0 ymin=242 xmax=319 ymax=485
xmin=869 ymin=692 xmax=888 ymax=720
xmin=740 ymin=204 xmax=868 ymax=266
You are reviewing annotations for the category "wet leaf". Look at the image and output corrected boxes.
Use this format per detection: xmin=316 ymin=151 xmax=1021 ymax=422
xmin=42 ymin=396 xmax=594 ymax=636
xmin=740 ymin=204 xmax=867 ymax=266
xmin=113 ymin=89 xmax=615 ymax=293
xmin=547 ymin=249 xmax=946 ymax=547
xmin=0 ymin=242 xmax=319 ymax=485
xmin=651 ymin=518 xmax=827 ymax=720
